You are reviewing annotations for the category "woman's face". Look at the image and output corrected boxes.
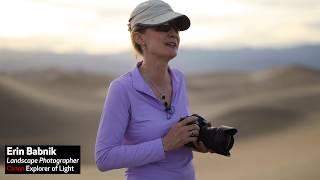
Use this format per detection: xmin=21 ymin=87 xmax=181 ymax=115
xmin=141 ymin=24 xmax=180 ymax=60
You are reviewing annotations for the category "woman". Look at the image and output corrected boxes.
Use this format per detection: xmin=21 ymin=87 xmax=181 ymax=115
xmin=95 ymin=0 xmax=213 ymax=179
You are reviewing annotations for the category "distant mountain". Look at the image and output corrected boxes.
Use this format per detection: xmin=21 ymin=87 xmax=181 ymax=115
xmin=1 ymin=44 xmax=320 ymax=75
xmin=0 ymin=50 xmax=135 ymax=75
xmin=173 ymin=45 xmax=320 ymax=74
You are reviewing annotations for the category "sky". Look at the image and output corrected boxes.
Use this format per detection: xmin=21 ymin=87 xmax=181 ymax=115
xmin=0 ymin=0 xmax=319 ymax=54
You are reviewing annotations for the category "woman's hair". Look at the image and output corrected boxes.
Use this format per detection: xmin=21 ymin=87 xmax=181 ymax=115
xmin=129 ymin=25 xmax=146 ymax=56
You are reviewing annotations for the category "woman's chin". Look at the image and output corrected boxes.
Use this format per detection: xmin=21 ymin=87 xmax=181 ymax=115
xmin=166 ymin=49 xmax=178 ymax=59
xmin=168 ymin=52 xmax=177 ymax=59
xmin=153 ymin=48 xmax=178 ymax=60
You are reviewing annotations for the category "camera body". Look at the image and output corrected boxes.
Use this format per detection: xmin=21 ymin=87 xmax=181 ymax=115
xmin=183 ymin=114 xmax=237 ymax=156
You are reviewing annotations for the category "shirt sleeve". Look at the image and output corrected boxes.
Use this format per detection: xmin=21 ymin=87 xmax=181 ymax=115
xmin=95 ymin=80 xmax=166 ymax=171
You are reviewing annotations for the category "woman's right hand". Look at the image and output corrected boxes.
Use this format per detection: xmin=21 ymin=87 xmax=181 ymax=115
xmin=162 ymin=116 xmax=200 ymax=152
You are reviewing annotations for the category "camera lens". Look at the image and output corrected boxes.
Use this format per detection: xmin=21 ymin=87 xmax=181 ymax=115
xmin=184 ymin=114 xmax=237 ymax=156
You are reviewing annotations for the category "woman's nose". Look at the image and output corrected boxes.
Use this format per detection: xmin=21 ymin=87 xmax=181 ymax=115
xmin=170 ymin=26 xmax=179 ymax=34
xmin=168 ymin=27 xmax=179 ymax=37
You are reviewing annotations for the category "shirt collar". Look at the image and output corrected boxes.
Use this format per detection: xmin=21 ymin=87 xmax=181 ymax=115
xmin=131 ymin=61 xmax=178 ymax=98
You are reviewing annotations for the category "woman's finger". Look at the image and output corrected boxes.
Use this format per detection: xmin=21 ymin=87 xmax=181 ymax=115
xmin=198 ymin=141 xmax=208 ymax=152
xmin=179 ymin=116 xmax=197 ymax=126
xmin=191 ymin=130 xmax=199 ymax=137
xmin=193 ymin=141 xmax=207 ymax=153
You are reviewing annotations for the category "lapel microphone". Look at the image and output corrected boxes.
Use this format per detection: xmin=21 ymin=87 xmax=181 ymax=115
xmin=164 ymin=102 xmax=175 ymax=119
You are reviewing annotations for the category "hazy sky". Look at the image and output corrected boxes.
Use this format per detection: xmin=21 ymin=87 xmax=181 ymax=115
xmin=0 ymin=0 xmax=319 ymax=54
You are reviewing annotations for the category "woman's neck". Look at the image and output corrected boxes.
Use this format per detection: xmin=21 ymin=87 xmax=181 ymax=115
xmin=139 ymin=56 xmax=173 ymax=107
xmin=139 ymin=57 xmax=170 ymax=86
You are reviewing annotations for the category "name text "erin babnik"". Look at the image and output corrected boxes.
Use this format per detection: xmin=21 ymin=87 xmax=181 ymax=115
xmin=7 ymin=147 xmax=57 ymax=156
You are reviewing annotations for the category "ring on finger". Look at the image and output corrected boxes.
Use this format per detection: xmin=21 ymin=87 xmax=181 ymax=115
xmin=190 ymin=130 xmax=195 ymax=137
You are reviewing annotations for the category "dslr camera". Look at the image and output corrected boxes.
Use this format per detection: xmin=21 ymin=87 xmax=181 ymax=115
xmin=181 ymin=114 xmax=237 ymax=156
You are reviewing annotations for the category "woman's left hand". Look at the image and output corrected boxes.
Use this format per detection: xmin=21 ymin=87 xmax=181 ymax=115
xmin=192 ymin=141 xmax=215 ymax=153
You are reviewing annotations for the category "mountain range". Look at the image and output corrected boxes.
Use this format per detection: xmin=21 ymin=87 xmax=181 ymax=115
xmin=0 ymin=44 xmax=320 ymax=75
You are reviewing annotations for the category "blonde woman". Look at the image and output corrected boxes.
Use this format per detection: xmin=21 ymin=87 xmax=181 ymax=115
xmin=96 ymin=1 xmax=212 ymax=179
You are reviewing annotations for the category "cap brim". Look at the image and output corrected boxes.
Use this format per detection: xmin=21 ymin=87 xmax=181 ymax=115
xmin=140 ymin=12 xmax=190 ymax=31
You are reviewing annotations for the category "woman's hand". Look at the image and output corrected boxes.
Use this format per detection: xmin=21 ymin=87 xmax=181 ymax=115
xmin=162 ymin=116 xmax=200 ymax=152
xmin=192 ymin=141 xmax=216 ymax=153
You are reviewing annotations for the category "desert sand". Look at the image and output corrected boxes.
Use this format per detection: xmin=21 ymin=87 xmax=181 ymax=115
xmin=1 ymin=65 xmax=320 ymax=179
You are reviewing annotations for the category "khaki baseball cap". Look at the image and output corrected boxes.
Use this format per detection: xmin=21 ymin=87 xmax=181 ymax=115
xmin=128 ymin=0 xmax=190 ymax=31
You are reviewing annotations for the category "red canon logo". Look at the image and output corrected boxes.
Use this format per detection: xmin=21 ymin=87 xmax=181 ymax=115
xmin=6 ymin=165 xmax=26 ymax=173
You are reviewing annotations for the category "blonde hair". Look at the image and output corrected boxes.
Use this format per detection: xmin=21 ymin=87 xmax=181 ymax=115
xmin=129 ymin=25 xmax=146 ymax=57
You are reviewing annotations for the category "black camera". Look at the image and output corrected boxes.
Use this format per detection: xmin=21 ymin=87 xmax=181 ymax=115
xmin=181 ymin=114 xmax=237 ymax=157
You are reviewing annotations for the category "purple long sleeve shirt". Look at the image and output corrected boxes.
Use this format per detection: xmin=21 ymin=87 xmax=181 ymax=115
xmin=95 ymin=62 xmax=195 ymax=180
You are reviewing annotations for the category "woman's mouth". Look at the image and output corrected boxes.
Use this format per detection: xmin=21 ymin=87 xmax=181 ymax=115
xmin=165 ymin=42 xmax=177 ymax=48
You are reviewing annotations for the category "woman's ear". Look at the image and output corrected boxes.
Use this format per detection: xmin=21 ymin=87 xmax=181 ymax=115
xmin=132 ymin=32 xmax=145 ymax=46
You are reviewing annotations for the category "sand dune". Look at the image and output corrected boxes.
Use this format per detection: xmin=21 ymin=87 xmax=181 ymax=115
xmin=251 ymin=64 xmax=320 ymax=82
xmin=188 ymin=67 xmax=320 ymax=141
xmin=1 ymin=65 xmax=320 ymax=179
xmin=0 ymin=71 xmax=111 ymax=164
